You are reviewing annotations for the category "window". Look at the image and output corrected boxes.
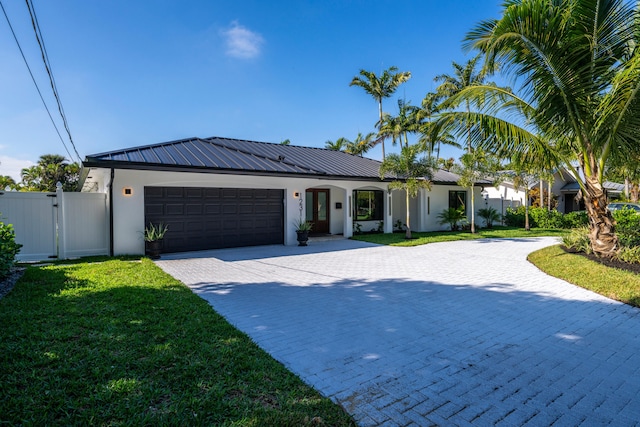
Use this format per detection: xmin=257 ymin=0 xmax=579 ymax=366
xmin=353 ymin=190 xmax=384 ymax=221
xmin=449 ymin=190 xmax=467 ymax=211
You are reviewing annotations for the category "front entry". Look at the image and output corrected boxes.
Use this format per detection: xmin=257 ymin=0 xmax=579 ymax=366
xmin=305 ymin=189 xmax=330 ymax=234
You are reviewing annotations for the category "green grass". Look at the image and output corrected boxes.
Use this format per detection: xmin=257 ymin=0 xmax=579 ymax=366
xmin=0 ymin=258 xmax=355 ymax=426
xmin=528 ymin=245 xmax=640 ymax=308
xmin=351 ymin=226 xmax=566 ymax=246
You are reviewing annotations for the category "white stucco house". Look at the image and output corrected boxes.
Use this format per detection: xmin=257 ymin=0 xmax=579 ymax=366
xmin=485 ymin=167 xmax=624 ymax=216
xmin=81 ymin=136 xmax=486 ymax=256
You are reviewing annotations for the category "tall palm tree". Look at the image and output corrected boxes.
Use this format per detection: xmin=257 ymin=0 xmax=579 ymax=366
xmin=379 ymin=144 xmax=434 ymax=239
xmin=378 ymin=99 xmax=421 ymax=149
xmin=444 ymin=0 xmax=640 ymax=257
xmin=350 ymin=66 xmax=411 ymax=159
xmin=416 ymin=92 xmax=461 ymax=161
xmin=434 ymin=55 xmax=488 ymax=153
xmin=0 ymin=175 xmax=18 ymax=191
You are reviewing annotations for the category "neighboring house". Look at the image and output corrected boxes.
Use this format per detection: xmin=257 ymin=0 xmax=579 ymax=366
xmin=486 ymin=167 xmax=624 ymax=214
xmin=81 ymin=136 xmax=485 ymax=256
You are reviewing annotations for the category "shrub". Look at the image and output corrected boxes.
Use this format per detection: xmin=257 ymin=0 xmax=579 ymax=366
xmin=437 ymin=208 xmax=468 ymax=231
xmin=562 ymin=210 xmax=589 ymax=228
xmin=477 ymin=207 xmax=501 ymax=228
xmin=529 ymin=207 xmax=565 ymax=228
xmin=613 ymin=208 xmax=640 ymax=248
xmin=504 ymin=206 xmax=528 ymax=227
xmin=616 ymin=246 xmax=640 ymax=264
xmin=562 ymin=227 xmax=592 ymax=254
xmin=0 ymin=218 xmax=22 ymax=279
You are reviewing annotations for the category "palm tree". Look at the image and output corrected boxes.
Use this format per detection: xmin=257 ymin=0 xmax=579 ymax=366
xmin=378 ymin=99 xmax=421 ymax=149
xmin=450 ymin=0 xmax=640 ymax=257
xmin=350 ymin=66 xmax=411 ymax=159
xmin=345 ymin=132 xmax=375 ymax=157
xmin=434 ymin=55 xmax=488 ymax=153
xmin=0 ymin=175 xmax=18 ymax=191
xmin=324 ymin=137 xmax=349 ymax=151
xmin=21 ymin=154 xmax=79 ymax=192
xmin=452 ymin=149 xmax=501 ymax=233
xmin=379 ymin=144 xmax=433 ymax=239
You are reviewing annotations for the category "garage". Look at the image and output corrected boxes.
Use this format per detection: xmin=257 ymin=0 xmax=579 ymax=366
xmin=144 ymin=186 xmax=284 ymax=253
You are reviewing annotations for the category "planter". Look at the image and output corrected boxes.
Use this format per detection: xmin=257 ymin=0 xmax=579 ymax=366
xmin=145 ymin=240 xmax=163 ymax=259
xmin=296 ymin=230 xmax=309 ymax=246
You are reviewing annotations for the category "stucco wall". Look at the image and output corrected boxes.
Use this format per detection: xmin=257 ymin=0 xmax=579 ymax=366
xmin=90 ymin=168 xmax=391 ymax=255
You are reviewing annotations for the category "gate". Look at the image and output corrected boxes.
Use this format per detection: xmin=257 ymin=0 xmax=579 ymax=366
xmin=0 ymin=188 xmax=109 ymax=261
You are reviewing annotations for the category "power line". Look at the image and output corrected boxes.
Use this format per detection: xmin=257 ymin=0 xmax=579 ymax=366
xmin=25 ymin=0 xmax=81 ymax=162
xmin=0 ymin=0 xmax=75 ymax=162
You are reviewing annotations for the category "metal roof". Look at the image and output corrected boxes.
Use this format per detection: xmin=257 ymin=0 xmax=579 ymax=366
xmin=84 ymin=136 xmax=469 ymax=184
xmin=85 ymin=136 xmax=384 ymax=180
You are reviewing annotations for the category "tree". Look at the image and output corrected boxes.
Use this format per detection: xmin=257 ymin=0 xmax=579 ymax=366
xmin=350 ymin=66 xmax=411 ymax=159
xmin=452 ymin=149 xmax=502 ymax=233
xmin=417 ymin=92 xmax=460 ymax=161
xmin=434 ymin=55 xmax=489 ymax=153
xmin=443 ymin=0 xmax=640 ymax=257
xmin=0 ymin=176 xmax=18 ymax=191
xmin=378 ymin=99 xmax=420 ymax=149
xmin=379 ymin=144 xmax=433 ymax=239
xmin=324 ymin=137 xmax=349 ymax=151
xmin=280 ymin=139 xmax=291 ymax=145
xmin=21 ymin=154 xmax=79 ymax=192
xmin=345 ymin=132 xmax=375 ymax=157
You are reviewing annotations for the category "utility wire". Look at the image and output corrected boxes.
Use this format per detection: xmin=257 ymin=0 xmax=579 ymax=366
xmin=25 ymin=0 xmax=81 ymax=163
xmin=0 ymin=0 xmax=75 ymax=162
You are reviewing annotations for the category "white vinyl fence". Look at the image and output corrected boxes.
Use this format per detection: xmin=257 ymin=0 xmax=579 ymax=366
xmin=0 ymin=187 xmax=109 ymax=261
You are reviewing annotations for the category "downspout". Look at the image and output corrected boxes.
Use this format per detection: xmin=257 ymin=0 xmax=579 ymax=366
xmin=109 ymin=168 xmax=114 ymax=257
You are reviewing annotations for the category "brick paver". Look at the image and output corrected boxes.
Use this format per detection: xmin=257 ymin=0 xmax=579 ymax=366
xmin=156 ymin=238 xmax=640 ymax=426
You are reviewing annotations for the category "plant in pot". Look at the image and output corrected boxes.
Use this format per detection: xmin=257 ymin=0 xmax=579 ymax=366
xmin=294 ymin=219 xmax=313 ymax=246
xmin=142 ymin=222 xmax=169 ymax=259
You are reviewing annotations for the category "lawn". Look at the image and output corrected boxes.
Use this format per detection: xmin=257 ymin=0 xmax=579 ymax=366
xmin=0 ymin=258 xmax=355 ymax=426
xmin=528 ymin=245 xmax=640 ymax=308
xmin=351 ymin=226 xmax=566 ymax=246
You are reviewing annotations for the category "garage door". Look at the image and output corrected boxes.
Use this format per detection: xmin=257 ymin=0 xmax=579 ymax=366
xmin=144 ymin=187 xmax=284 ymax=253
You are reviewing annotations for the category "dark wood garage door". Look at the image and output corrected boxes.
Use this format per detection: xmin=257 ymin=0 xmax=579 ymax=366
xmin=144 ymin=187 xmax=284 ymax=253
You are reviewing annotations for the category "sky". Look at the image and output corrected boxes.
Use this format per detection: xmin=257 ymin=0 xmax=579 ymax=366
xmin=0 ymin=0 xmax=503 ymax=181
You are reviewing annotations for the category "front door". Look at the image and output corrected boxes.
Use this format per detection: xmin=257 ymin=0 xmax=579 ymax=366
xmin=305 ymin=189 xmax=330 ymax=234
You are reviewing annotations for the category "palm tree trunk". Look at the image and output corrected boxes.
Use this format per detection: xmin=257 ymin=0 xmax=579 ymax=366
xmin=583 ymin=175 xmax=618 ymax=257
xmin=524 ymin=188 xmax=530 ymax=231
xmin=378 ymin=101 xmax=385 ymax=160
xmin=470 ymin=186 xmax=476 ymax=233
xmin=405 ymin=190 xmax=412 ymax=239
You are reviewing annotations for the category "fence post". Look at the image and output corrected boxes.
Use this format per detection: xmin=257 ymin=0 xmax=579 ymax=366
xmin=56 ymin=182 xmax=66 ymax=260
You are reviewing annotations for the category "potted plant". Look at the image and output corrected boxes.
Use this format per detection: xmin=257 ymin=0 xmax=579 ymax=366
xmin=142 ymin=222 xmax=169 ymax=259
xmin=294 ymin=219 xmax=312 ymax=246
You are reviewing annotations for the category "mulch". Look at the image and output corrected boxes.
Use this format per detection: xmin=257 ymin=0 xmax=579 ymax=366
xmin=560 ymin=245 xmax=640 ymax=275
xmin=0 ymin=267 xmax=25 ymax=300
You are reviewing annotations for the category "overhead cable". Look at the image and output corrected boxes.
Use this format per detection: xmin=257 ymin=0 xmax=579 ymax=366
xmin=0 ymin=0 xmax=75 ymax=162
xmin=25 ymin=0 xmax=81 ymax=162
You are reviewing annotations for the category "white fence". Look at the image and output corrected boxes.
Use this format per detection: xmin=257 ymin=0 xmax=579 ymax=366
xmin=0 ymin=188 xmax=109 ymax=261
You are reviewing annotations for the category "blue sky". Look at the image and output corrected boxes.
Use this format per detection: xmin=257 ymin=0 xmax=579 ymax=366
xmin=0 ymin=0 xmax=502 ymax=180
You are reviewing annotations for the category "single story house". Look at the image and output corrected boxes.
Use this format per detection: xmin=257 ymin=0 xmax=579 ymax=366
xmin=485 ymin=167 xmax=624 ymax=215
xmin=81 ymin=136 xmax=486 ymax=256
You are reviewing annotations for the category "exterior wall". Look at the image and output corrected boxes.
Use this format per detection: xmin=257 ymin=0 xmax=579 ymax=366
xmin=90 ymin=168 xmax=391 ymax=255
xmin=388 ymin=184 xmax=482 ymax=232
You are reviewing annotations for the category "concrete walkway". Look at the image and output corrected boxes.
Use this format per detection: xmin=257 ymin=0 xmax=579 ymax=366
xmin=156 ymin=238 xmax=640 ymax=426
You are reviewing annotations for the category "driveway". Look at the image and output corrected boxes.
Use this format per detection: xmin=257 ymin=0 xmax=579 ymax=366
xmin=156 ymin=238 xmax=640 ymax=426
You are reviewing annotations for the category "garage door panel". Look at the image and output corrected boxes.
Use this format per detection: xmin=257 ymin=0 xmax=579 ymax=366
xmin=145 ymin=186 xmax=283 ymax=253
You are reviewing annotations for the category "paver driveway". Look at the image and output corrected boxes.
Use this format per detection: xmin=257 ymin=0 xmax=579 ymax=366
xmin=156 ymin=237 xmax=640 ymax=426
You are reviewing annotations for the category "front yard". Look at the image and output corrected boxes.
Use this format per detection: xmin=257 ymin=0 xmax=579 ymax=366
xmin=0 ymin=258 xmax=355 ymax=426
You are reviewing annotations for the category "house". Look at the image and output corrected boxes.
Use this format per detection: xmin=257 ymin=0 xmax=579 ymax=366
xmin=485 ymin=167 xmax=624 ymax=215
xmin=81 ymin=136 xmax=486 ymax=256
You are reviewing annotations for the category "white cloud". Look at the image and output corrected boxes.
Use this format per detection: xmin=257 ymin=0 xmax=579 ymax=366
xmin=0 ymin=155 xmax=35 ymax=182
xmin=221 ymin=21 xmax=264 ymax=59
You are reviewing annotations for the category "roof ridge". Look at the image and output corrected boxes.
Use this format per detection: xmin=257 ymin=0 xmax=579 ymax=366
xmin=199 ymin=138 xmax=327 ymax=175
